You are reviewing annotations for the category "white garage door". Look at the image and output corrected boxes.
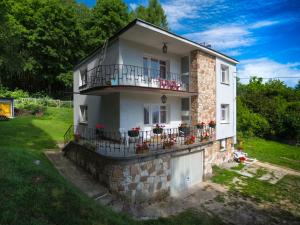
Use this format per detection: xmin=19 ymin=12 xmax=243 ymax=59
xmin=170 ymin=151 xmax=203 ymax=196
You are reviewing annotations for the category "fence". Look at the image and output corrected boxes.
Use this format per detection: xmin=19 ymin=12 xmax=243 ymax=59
xmin=64 ymin=124 xmax=216 ymax=157
xmin=15 ymin=98 xmax=73 ymax=108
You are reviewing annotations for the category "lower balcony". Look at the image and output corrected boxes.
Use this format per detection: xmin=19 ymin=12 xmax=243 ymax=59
xmin=64 ymin=124 xmax=216 ymax=157
xmin=79 ymin=64 xmax=192 ymax=95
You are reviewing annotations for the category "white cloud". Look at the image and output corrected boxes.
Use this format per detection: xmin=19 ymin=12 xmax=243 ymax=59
xmin=250 ymin=20 xmax=280 ymax=29
xmin=162 ymin=0 xmax=216 ymax=29
xmin=238 ymin=58 xmax=300 ymax=87
xmin=183 ymin=19 xmax=281 ymax=51
xmin=184 ymin=25 xmax=254 ymax=49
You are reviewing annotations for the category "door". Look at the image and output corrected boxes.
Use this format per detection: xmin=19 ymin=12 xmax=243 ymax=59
xmin=0 ymin=102 xmax=11 ymax=117
xmin=170 ymin=151 xmax=203 ymax=196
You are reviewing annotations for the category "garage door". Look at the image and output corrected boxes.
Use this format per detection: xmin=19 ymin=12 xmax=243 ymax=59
xmin=0 ymin=103 xmax=11 ymax=117
xmin=170 ymin=151 xmax=203 ymax=196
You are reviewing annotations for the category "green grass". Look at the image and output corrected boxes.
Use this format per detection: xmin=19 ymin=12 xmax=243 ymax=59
xmin=212 ymin=166 xmax=300 ymax=207
xmin=243 ymin=137 xmax=300 ymax=171
xmin=0 ymin=107 xmax=226 ymax=225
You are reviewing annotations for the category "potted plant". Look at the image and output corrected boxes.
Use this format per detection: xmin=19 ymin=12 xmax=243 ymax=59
xmin=184 ymin=135 xmax=196 ymax=145
xmin=74 ymin=133 xmax=81 ymax=142
xmin=163 ymin=137 xmax=176 ymax=149
xmin=95 ymin=123 xmax=105 ymax=137
xmin=128 ymin=127 xmax=140 ymax=137
xmin=196 ymin=122 xmax=205 ymax=129
xmin=136 ymin=141 xmax=149 ymax=154
xmin=153 ymin=124 xmax=164 ymax=134
xmin=208 ymin=120 xmax=216 ymax=128
xmin=201 ymin=132 xmax=210 ymax=142
xmin=178 ymin=123 xmax=190 ymax=135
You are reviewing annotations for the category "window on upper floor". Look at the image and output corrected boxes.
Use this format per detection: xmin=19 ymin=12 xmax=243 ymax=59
xmin=221 ymin=64 xmax=229 ymax=84
xmin=79 ymin=105 xmax=88 ymax=123
xmin=79 ymin=66 xmax=87 ymax=86
xmin=221 ymin=104 xmax=229 ymax=123
xmin=143 ymin=57 xmax=168 ymax=79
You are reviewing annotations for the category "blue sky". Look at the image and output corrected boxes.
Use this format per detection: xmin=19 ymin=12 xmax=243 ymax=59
xmin=79 ymin=0 xmax=300 ymax=86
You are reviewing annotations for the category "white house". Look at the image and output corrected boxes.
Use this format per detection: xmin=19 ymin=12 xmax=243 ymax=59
xmin=67 ymin=19 xmax=238 ymax=201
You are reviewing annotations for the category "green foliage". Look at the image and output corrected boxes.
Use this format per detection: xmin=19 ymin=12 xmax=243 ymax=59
xmin=132 ymin=0 xmax=169 ymax=30
xmin=237 ymin=77 xmax=300 ymax=142
xmin=0 ymin=85 xmax=29 ymax=99
xmin=15 ymin=101 xmax=45 ymax=115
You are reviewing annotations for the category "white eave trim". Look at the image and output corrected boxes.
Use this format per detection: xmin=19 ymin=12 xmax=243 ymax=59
xmin=136 ymin=21 xmax=239 ymax=65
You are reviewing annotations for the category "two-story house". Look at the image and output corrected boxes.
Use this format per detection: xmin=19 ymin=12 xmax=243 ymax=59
xmin=64 ymin=19 xmax=238 ymax=202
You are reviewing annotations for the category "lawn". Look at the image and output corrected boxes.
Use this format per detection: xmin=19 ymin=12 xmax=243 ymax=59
xmin=0 ymin=107 xmax=226 ymax=225
xmin=243 ymin=137 xmax=300 ymax=171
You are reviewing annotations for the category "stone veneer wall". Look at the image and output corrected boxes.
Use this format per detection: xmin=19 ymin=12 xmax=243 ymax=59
xmin=190 ymin=50 xmax=216 ymax=125
xmin=63 ymin=142 xmax=171 ymax=203
xmin=203 ymin=137 xmax=234 ymax=178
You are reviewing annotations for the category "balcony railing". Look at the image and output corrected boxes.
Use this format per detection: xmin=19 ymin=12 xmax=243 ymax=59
xmin=79 ymin=64 xmax=189 ymax=92
xmin=64 ymin=125 xmax=215 ymax=157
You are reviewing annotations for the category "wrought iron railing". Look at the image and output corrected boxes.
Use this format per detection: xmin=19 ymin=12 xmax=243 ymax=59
xmin=79 ymin=64 xmax=189 ymax=92
xmin=64 ymin=124 xmax=215 ymax=157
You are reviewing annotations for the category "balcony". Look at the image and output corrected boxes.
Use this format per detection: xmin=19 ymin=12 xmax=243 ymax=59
xmin=79 ymin=64 xmax=192 ymax=95
xmin=64 ymin=125 xmax=215 ymax=158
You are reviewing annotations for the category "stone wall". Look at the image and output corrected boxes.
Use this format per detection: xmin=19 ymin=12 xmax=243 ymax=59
xmin=63 ymin=142 xmax=170 ymax=203
xmin=190 ymin=50 xmax=216 ymax=125
xmin=203 ymin=137 xmax=234 ymax=178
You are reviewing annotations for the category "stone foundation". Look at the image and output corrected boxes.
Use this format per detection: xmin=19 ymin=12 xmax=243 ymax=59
xmin=63 ymin=139 xmax=233 ymax=202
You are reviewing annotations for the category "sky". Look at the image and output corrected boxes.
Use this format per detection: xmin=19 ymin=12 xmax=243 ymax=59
xmin=79 ymin=0 xmax=300 ymax=86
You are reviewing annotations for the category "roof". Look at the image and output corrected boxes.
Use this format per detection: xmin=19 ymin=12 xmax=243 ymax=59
xmin=74 ymin=19 xmax=239 ymax=70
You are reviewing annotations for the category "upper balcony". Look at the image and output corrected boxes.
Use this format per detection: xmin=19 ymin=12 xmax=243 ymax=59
xmin=79 ymin=64 xmax=194 ymax=96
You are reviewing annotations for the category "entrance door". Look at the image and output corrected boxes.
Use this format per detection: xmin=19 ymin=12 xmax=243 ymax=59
xmin=170 ymin=151 xmax=203 ymax=196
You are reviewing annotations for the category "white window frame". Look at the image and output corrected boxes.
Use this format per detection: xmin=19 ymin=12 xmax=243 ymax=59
xmin=143 ymin=104 xmax=169 ymax=125
xmin=143 ymin=55 xmax=169 ymax=79
xmin=79 ymin=105 xmax=88 ymax=123
xmin=220 ymin=139 xmax=227 ymax=151
xmin=79 ymin=66 xmax=87 ymax=87
xmin=220 ymin=104 xmax=229 ymax=123
xmin=221 ymin=64 xmax=229 ymax=85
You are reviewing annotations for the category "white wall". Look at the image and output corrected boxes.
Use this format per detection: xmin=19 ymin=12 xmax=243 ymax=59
xmin=119 ymin=92 xmax=182 ymax=131
xmin=215 ymin=58 xmax=237 ymax=141
xmin=119 ymin=39 xmax=182 ymax=74
xmin=73 ymin=41 xmax=119 ymax=128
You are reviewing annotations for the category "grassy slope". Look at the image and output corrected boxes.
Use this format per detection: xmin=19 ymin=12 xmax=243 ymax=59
xmin=243 ymin=138 xmax=300 ymax=171
xmin=0 ymin=107 xmax=226 ymax=225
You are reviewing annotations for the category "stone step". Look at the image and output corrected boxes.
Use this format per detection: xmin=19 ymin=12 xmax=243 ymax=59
xmin=96 ymin=193 xmax=114 ymax=206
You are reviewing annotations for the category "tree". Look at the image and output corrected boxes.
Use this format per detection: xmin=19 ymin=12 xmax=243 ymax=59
xmin=85 ymin=0 xmax=130 ymax=51
xmin=132 ymin=0 xmax=168 ymax=30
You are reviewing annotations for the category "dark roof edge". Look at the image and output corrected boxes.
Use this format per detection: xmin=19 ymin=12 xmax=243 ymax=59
xmin=73 ymin=19 xmax=238 ymax=70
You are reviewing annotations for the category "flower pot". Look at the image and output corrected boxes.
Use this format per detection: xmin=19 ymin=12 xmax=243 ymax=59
xmin=153 ymin=127 xmax=163 ymax=134
xmin=128 ymin=130 xmax=139 ymax=137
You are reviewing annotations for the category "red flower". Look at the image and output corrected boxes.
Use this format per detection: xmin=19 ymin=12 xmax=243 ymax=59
xmin=96 ymin=124 xmax=105 ymax=129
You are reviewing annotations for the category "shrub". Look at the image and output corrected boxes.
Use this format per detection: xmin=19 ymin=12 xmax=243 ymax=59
xmin=0 ymin=86 xmax=29 ymax=99
xmin=15 ymin=101 xmax=45 ymax=115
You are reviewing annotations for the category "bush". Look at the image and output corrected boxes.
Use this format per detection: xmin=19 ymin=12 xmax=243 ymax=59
xmin=15 ymin=101 xmax=45 ymax=115
xmin=237 ymin=97 xmax=270 ymax=137
xmin=0 ymin=86 xmax=29 ymax=99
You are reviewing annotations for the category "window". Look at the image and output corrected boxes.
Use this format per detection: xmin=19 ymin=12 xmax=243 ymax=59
xmin=221 ymin=65 xmax=229 ymax=84
xmin=79 ymin=105 xmax=88 ymax=123
xmin=221 ymin=104 xmax=229 ymax=123
xmin=80 ymin=66 xmax=87 ymax=86
xmin=144 ymin=104 xmax=169 ymax=125
xmin=144 ymin=105 xmax=150 ymax=124
xmin=181 ymin=98 xmax=190 ymax=122
xmin=220 ymin=139 xmax=227 ymax=151
xmin=144 ymin=57 xmax=167 ymax=79
xmin=143 ymin=57 xmax=148 ymax=76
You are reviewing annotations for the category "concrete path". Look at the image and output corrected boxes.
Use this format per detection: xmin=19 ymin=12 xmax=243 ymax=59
xmin=253 ymin=161 xmax=300 ymax=177
xmin=45 ymin=150 xmax=108 ymax=198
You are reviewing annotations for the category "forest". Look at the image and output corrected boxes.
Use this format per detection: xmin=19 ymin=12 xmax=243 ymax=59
xmin=0 ymin=0 xmax=168 ymax=97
